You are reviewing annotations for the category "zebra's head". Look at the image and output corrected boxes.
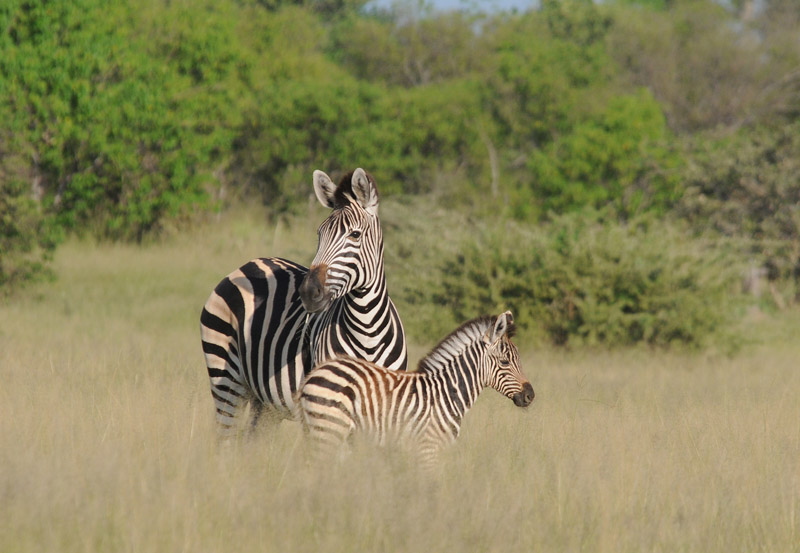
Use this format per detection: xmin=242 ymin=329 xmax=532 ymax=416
xmin=484 ymin=311 xmax=534 ymax=407
xmin=299 ymin=168 xmax=383 ymax=314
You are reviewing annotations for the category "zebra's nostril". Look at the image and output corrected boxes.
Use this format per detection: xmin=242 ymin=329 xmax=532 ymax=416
xmin=300 ymin=265 xmax=334 ymax=313
xmin=300 ymin=266 xmax=327 ymax=301
xmin=524 ymin=383 xmax=534 ymax=403
xmin=512 ymin=383 xmax=534 ymax=407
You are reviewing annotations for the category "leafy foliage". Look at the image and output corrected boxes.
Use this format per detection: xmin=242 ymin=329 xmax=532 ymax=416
xmin=483 ymin=5 xmax=615 ymax=152
xmin=607 ymin=0 xmax=795 ymax=132
xmin=678 ymin=122 xmax=800 ymax=281
xmin=522 ymin=90 xmax=682 ymax=219
xmin=384 ymin=198 xmax=743 ymax=349
xmin=333 ymin=11 xmax=484 ymax=87
xmin=0 ymin=178 xmax=60 ymax=292
xmin=0 ymin=0 xmax=237 ymax=240
xmin=1 ymin=0 xmax=798 ymax=350
xmin=430 ymin=212 xmax=741 ymax=348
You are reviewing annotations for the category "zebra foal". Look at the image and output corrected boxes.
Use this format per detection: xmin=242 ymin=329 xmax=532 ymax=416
xmin=297 ymin=311 xmax=534 ymax=468
xmin=200 ymin=168 xmax=407 ymax=437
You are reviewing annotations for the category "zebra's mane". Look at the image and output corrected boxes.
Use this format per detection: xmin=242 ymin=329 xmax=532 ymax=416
xmin=416 ymin=315 xmax=515 ymax=374
xmin=332 ymin=170 xmax=379 ymax=210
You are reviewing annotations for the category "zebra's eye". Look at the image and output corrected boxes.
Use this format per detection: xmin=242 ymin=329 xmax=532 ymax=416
xmin=348 ymin=230 xmax=362 ymax=241
xmin=498 ymin=358 xmax=511 ymax=367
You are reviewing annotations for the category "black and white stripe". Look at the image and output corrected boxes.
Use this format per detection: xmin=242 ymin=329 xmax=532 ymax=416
xmin=297 ymin=311 xmax=534 ymax=468
xmin=200 ymin=168 xmax=407 ymax=436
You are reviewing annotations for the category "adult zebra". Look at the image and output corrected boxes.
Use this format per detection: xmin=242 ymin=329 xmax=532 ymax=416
xmin=297 ymin=311 xmax=534 ymax=468
xmin=200 ymin=168 xmax=407 ymax=436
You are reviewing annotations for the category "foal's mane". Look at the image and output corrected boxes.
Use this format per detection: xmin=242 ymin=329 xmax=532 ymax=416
xmin=417 ymin=315 xmax=515 ymax=374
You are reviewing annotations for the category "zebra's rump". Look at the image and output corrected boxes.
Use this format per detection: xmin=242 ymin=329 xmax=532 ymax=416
xmin=298 ymin=357 xmax=430 ymax=444
xmin=201 ymin=257 xmax=311 ymax=418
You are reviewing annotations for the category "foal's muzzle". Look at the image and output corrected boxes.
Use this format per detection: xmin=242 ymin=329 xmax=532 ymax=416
xmin=512 ymin=382 xmax=535 ymax=407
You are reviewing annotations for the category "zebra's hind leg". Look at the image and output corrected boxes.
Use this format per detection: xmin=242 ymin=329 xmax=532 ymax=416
xmin=208 ymin=374 xmax=251 ymax=440
xmin=299 ymin=404 xmax=355 ymax=465
xmin=248 ymin=399 xmax=265 ymax=435
xmin=247 ymin=399 xmax=286 ymax=437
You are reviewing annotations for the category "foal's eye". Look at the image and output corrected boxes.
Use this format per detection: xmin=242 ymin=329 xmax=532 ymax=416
xmin=498 ymin=358 xmax=511 ymax=367
xmin=348 ymin=230 xmax=362 ymax=240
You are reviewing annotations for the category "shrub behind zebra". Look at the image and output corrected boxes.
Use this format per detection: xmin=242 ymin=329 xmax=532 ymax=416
xmin=296 ymin=311 xmax=534 ymax=469
xmin=200 ymin=168 xmax=408 ymax=438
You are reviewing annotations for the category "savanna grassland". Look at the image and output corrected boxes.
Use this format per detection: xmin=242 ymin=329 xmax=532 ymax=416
xmin=3 ymin=1 xmax=800 ymax=551
xmin=2 ymin=210 xmax=798 ymax=553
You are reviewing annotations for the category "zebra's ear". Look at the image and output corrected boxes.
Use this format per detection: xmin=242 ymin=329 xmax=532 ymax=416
xmin=487 ymin=311 xmax=514 ymax=344
xmin=351 ymin=168 xmax=379 ymax=216
xmin=313 ymin=170 xmax=337 ymax=209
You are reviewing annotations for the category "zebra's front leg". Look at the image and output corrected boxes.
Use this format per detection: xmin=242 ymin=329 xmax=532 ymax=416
xmin=416 ymin=427 xmax=453 ymax=473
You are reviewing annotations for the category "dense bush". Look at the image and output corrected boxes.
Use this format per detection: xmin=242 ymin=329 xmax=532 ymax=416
xmin=0 ymin=177 xmax=60 ymax=292
xmin=388 ymin=204 xmax=743 ymax=348
xmin=233 ymin=76 xmax=398 ymax=211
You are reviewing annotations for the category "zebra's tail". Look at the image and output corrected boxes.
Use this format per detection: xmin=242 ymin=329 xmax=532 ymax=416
xmin=289 ymin=382 xmax=307 ymax=426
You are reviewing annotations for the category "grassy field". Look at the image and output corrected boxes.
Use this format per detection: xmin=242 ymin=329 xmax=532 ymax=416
xmin=2 ymin=210 xmax=798 ymax=552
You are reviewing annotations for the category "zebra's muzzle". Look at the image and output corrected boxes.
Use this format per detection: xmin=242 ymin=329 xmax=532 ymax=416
xmin=512 ymin=382 xmax=535 ymax=407
xmin=300 ymin=265 xmax=333 ymax=313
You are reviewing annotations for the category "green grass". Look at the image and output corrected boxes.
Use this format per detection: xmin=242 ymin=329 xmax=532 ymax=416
xmin=1 ymin=209 xmax=798 ymax=552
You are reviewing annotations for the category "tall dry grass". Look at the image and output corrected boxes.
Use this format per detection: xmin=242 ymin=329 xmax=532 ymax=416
xmin=1 ymin=208 xmax=798 ymax=552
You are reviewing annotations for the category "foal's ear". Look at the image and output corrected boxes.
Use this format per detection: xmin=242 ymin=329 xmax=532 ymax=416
xmin=487 ymin=311 xmax=514 ymax=344
xmin=351 ymin=168 xmax=379 ymax=216
xmin=313 ymin=170 xmax=337 ymax=209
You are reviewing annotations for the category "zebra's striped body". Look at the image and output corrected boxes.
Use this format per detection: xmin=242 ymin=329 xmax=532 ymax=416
xmin=297 ymin=311 xmax=533 ymax=467
xmin=200 ymin=169 xmax=407 ymax=435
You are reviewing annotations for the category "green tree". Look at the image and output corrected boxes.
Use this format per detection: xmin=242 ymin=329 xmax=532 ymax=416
xmin=333 ymin=11 xmax=483 ymax=87
xmin=239 ymin=0 xmax=369 ymax=17
xmin=678 ymin=122 xmax=800 ymax=283
xmin=0 ymin=0 xmax=246 ymax=240
xmin=484 ymin=7 xmax=615 ymax=152
xmin=608 ymin=0 xmax=773 ymax=132
xmin=523 ymin=90 xmax=682 ymax=219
